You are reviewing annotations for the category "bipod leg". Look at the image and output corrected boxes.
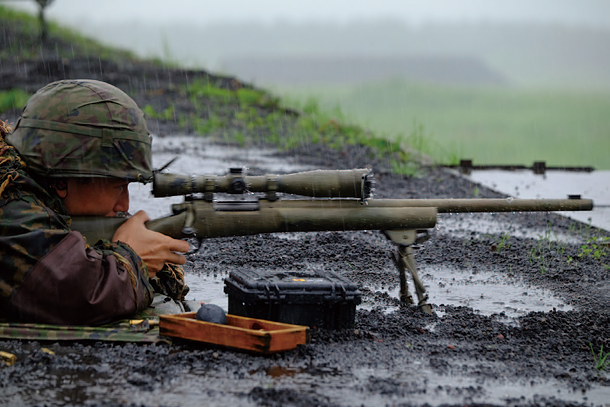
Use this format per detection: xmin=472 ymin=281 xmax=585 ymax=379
xmin=397 ymin=245 xmax=432 ymax=315
xmin=391 ymin=249 xmax=414 ymax=305
xmin=384 ymin=230 xmax=433 ymax=315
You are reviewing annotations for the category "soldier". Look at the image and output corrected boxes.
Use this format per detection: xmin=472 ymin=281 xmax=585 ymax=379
xmin=0 ymin=79 xmax=190 ymax=325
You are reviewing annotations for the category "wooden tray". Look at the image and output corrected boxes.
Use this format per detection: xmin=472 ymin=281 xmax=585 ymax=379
xmin=159 ymin=312 xmax=309 ymax=354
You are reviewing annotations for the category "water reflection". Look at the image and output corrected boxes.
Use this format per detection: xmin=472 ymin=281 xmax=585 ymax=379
xmin=361 ymin=265 xmax=573 ymax=318
xmin=129 ymin=135 xmax=314 ymax=219
xmin=468 ymin=169 xmax=610 ymax=231
xmin=184 ymin=272 xmax=228 ymax=310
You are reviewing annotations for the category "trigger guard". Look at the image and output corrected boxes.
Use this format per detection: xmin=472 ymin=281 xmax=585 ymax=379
xmin=185 ymin=239 xmax=203 ymax=255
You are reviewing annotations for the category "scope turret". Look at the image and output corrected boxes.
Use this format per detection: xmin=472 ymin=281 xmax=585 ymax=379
xmin=152 ymin=168 xmax=374 ymax=200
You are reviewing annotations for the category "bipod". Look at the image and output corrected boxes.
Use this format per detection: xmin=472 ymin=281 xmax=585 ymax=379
xmin=384 ymin=229 xmax=433 ymax=315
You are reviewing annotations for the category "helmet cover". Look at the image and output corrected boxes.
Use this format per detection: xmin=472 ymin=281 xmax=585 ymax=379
xmin=7 ymin=79 xmax=153 ymax=183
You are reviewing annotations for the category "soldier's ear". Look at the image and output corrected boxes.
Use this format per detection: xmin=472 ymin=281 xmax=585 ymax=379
xmin=51 ymin=179 xmax=68 ymax=199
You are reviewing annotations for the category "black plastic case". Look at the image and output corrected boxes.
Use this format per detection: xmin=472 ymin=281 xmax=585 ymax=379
xmin=224 ymin=269 xmax=362 ymax=330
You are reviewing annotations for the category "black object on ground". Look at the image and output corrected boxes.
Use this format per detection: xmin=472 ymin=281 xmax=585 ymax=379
xmin=195 ymin=304 xmax=227 ymax=325
xmin=447 ymin=159 xmax=595 ymax=175
xmin=224 ymin=268 xmax=362 ymax=329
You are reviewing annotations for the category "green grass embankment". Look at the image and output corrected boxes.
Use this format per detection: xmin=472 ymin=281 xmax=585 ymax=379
xmin=275 ymin=79 xmax=610 ymax=170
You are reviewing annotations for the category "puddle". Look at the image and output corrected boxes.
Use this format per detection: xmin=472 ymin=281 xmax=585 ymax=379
xmin=436 ymin=213 xmax=586 ymax=244
xmin=422 ymin=265 xmax=573 ymax=316
xmin=129 ymin=135 xmax=314 ymax=218
xmin=342 ymin=366 xmax=610 ymax=407
xmin=467 ymin=169 xmax=610 ymax=231
xmin=152 ymin=135 xmax=313 ymax=174
xmin=248 ymin=363 xmax=608 ymax=407
xmin=184 ymin=272 xmax=228 ymax=310
xmin=362 ymin=265 xmax=573 ymax=318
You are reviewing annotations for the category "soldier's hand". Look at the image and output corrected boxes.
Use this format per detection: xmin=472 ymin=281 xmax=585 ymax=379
xmin=112 ymin=210 xmax=190 ymax=277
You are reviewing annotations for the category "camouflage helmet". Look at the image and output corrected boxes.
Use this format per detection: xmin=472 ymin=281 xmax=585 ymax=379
xmin=7 ymin=79 xmax=153 ymax=183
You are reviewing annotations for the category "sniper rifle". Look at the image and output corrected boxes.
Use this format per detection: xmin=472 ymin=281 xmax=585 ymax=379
xmin=71 ymin=168 xmax=593 ymax=314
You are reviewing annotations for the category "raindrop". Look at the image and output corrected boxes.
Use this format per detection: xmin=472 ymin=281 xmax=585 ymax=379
xmin=435 ymin=218 xmax=443 ymax=230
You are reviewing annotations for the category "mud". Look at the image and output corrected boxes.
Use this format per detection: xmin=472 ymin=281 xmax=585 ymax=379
xmin=2 ymin=53 xmax=610 ymax=406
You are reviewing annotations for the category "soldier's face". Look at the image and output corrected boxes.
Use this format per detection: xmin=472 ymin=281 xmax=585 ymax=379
xmin=61 ymin=178 xmax=130 ymax=216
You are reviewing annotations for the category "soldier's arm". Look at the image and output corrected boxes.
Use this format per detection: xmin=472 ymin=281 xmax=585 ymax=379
xmin=1 ymin=197 xmax=154 ymax=326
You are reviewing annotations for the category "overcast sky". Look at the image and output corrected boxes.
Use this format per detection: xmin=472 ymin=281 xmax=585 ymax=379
xmin=5 ymin=0 xmax=610 ymax=28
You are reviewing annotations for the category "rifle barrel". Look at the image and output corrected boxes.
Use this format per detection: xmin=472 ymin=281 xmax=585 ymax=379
xmin=364 ymin=198 xmax=593 ymax=213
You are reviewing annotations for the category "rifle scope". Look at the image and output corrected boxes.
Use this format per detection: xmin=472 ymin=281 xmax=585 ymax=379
xmin=153 ymin=168 xmax=374 ymax=199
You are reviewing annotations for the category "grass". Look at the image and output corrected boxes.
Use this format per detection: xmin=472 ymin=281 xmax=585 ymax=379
xmin=590 ymin=343 xmax=610 ymax=371
xmin=280 ymin=96 xmax=432 ymax=175
xmin=578 ymin=236 xmax=610 ymax=262
xmin=274 ymin=79 xmax=610 ymax=169
xmin=486 ymin=232 xmax=511 ymax=253
xmin=0 ymin=89 xmax=31 ymax=114
xmin=528 ymin=221 xmax=609 ymax=273
xmin=140 ymin=79 xmax=426 ymax=174
xmin=528 ymin=225 xmax=554 ymax=273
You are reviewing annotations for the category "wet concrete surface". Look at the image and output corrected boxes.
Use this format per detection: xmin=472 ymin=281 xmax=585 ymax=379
xmin=2 ymin=136 xmax=610 ymax=407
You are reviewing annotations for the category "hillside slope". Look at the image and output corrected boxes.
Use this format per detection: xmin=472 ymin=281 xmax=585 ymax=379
xmin=0 ymin=5 xmax=420 ymax=173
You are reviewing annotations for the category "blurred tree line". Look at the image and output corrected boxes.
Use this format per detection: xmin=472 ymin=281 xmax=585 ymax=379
xmin=35 ymin=0 xmax=54 ymax=42
xmin=1 ymin=0 xmax=55 ymax=42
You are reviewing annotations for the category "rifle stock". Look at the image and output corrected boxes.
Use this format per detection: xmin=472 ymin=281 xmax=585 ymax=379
xmin=71 ymin=200 xmax=441 ymax=243
xmin=71 ymin=197 xmax=593 ymax=244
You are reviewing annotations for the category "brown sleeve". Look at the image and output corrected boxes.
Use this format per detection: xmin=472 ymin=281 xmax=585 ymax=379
xmin=7 ymin=231 xmax=154 ymax=326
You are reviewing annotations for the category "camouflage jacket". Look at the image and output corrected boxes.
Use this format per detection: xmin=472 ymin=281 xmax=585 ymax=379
xmin=0 ymin=131 xmax=155 ymax=326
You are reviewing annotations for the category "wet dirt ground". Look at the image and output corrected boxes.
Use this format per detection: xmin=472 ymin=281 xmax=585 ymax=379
xmin=1 ymin=54 xmax=610 ymax=406
xmin=2 ymin=134 xmax=609 ymax=407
